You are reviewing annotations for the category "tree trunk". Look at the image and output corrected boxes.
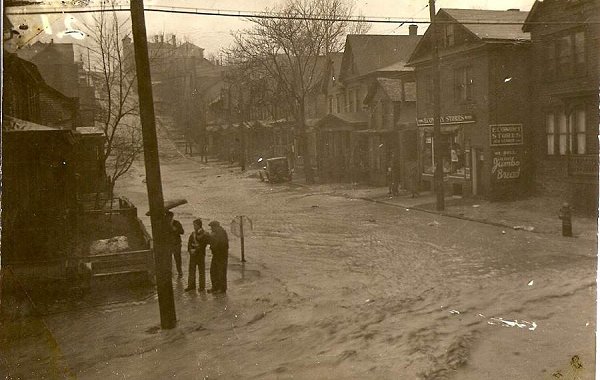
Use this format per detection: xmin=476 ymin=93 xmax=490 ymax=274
xmin=298 ymin=102 xmax=314 ymax=184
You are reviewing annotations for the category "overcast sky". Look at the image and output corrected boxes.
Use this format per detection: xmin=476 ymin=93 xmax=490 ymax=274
xmin=7 ymin=0 xmax=535 ymax=57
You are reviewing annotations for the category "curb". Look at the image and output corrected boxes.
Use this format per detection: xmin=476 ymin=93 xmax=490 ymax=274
xmin=357 ymin=196 xmax=527 ymax=232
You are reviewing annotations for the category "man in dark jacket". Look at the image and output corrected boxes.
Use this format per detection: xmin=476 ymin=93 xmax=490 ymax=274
xmin=185 ymin=218 xmax=211 ymax=291
xmin=208 ymin=220 xmax=229 ymax=294
xmin=165 ymin=211 xmax=184 ymax=277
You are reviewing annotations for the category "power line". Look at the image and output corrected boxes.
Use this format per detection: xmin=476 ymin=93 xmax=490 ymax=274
xmin=5 ymin=4 xmax=599 ymax=25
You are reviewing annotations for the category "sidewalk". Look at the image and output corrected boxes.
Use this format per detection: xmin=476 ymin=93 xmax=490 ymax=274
xmin=290 ymin=173 xmax=598 ymax=242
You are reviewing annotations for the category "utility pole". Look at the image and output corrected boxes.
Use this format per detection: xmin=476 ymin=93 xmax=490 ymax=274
xmin=130 ymin=0 xmax=177 ymax=329
xmin=429 ymin=0 xmax=445 ymax=211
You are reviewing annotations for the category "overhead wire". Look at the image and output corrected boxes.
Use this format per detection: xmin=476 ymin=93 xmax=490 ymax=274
xmin=5 ymin=4 xmax=599 ymax=25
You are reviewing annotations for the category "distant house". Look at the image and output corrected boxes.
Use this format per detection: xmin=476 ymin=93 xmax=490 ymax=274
xmin=523 ymin=0 xmax=599 ymax=213
xmin=408 ymin=9 xmax=532 ymax=199
xmin=317 ymin=30 xmax=421 ymax=184
xmin=362 ymin=77 xmax=418 ymax=187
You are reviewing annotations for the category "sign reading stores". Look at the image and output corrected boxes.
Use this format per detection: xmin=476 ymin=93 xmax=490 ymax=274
xmin=490 ymin=124 xmax=523 ymax=146
xmin=417 ymin=114 xmax=475 ymax=126
xmin=491 ymin=149 xmax=521 ymax=180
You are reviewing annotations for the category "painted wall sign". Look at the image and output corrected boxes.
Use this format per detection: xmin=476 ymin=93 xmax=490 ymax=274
xmin=490 ymin=124 xmax=523 ymax=146
xmin=491 ymin=149 xmax=521 ymax=181
xmin=417 ymin=114 xmax=475 ymax=126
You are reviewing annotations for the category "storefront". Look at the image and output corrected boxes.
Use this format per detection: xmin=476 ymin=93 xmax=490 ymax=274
xmin=417 ymin=114 xmax=475 ymax=196
xmin=417 ymin=114 xmax=528 ymax=199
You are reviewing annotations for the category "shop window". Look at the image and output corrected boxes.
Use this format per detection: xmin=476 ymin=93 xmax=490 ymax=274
xmin=454 ymin=66 xmax=473 ymax=103
xmin=422 ymin=131 xmax=466 ymax=176
xmin=546 ymin=112 xmax=555 ymax=155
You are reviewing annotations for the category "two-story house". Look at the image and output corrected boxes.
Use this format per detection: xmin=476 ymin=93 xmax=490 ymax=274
xmin=317 ymin=29 xmax=421 ymax=183
xmin=523 ymin=0 xmax=599 ymax=213
xmin=408 ymin=9 xmax=532 ymax=199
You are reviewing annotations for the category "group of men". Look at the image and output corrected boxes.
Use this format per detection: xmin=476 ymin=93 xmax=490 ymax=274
xmin=165 ymin=211 xmax=229 ymax=294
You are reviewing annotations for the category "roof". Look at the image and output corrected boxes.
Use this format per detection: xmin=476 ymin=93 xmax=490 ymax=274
xmin=376 ymin=78 xmax=404 ymax=102
xmin=317 ymin=112 xmax=368 ymax=129
xmin=442 ymin=8 xmax=530 ymax=41
xmin=3 ymin=116 xmax=62 ymax=132
xmin=76 ymin=127 xmax=105 ymax=136
xmin=364 ymin=78 xmax=416 ymax=104
xmin=342 ymin=34 xmax=421 ymax=79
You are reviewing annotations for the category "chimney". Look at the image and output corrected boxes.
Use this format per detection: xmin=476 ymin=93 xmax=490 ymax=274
xmin=171 ymin=35 xmax=176 ymax=46
xmin=409 ymin=24 xmax=418 ymax=36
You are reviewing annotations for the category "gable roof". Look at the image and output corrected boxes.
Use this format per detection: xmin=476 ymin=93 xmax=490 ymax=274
xmin=407 ymin=8 xmax=530 ymax=65
xmin=442 ymin=9 xmax=530 ymax=41
xmin=341 ymin=34 xmax=421 ymax=80
xmin=364 ymin=78 xmax=417 ymax=104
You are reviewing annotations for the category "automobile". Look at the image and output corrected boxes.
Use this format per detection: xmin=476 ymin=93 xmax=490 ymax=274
xmin=258 ymin=157 xmax=292 ymax=183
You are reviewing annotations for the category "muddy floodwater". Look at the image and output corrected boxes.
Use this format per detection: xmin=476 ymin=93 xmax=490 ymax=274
xmin=2 ymin=140 xmax=596 ymax=379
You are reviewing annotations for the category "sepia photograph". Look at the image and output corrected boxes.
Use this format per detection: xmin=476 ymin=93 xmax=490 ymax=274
xmin=1 ymin=0 xmax=598 ymax=378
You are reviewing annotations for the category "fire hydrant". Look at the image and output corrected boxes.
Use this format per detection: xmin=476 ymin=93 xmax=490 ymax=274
xmin=558 ymin=202 xmax=572 ymax=237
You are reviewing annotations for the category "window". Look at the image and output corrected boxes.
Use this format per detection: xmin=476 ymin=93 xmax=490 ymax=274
xmin=424 ymin=73 xmax=433 ymax=105
xmin=545 ymin=30 xmax=586 ymax=79
xmin=354 ymin=90 xmax=360 ymax=112
xmin=454 ymin=66 xmax=473 ymax=103
xmin=422 ymin=131 xmax=466 ymax=176
xmin=545 ymin=43 xmax=556 ymax=78
xmin=558 ymin=111 xmax=568 ymax=155
xmin=336 ymin=94 xmax=341 ymax=113
xmin=443 ymin=24 xmax=455 ymax=47
xmin=328 ymin=96 xmax=333 ymax=114
xmin=557 ymin=35 xmax=572 ymax=77
xmin=574 ymin=31 xmax=585 ymax=74
xmin=546 ymin=107 xmax=587 ymax=155
xmin=546 ymin=113 xmax=555 ymax=155
xmin=573 ymin=107 xmax=586 ymax=154
xmin=348 ymin=89 xmax=355 ymax=113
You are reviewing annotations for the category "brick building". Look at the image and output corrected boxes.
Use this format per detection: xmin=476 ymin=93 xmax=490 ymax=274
xmin=408 ymin=9 xmax=532 ymax=199
xmin=4 ymin=52 xmax=78 ymax=129
xmin=523 ymin=0 xmax=599 ymax=213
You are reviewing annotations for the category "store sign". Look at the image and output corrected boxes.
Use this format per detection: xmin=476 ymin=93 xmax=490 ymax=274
xmin=417 ymin=114 xmax=475 ymax=126
xmin=491 ymin=149 xmax=521 ymax=181
xmin=490 ymin=124 xmax=523 ymax=146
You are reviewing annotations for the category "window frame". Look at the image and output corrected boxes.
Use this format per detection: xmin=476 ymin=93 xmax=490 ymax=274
xmin=543 ymin=28 xmax=587 ymax=80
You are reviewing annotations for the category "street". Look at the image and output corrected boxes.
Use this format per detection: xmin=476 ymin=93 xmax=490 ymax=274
xmin=12 ymin=134 xmax=590 ymax=380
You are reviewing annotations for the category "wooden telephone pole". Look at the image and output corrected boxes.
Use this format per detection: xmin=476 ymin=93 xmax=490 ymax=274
xmin=429 ymin=0 xmax=445 ymax=211
xmin=130 ymin=0 xmax=177 ymax=329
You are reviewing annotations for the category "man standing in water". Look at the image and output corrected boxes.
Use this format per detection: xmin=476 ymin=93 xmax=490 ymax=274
xmin=185 ymin=218 xmax=211 ymax=291
xmin=208 ymin=220 xmax=229 ymax=294
xmin=165 ymin=211 xmax=185 ymax=277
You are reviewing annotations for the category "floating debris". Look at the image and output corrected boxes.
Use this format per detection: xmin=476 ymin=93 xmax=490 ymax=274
xmin=528 ymin=280 xmax=534 ymax=286
xmin=449 ymin=310 xmax=461 ymax=315
xmin=428 ymin=221 xmax=440 ymax=227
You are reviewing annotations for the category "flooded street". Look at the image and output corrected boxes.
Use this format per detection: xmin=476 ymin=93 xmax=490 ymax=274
xmin=15 ymin=140 xmax=589 ymax=380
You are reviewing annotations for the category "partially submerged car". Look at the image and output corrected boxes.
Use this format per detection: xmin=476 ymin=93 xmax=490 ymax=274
xmin=258 ymin=157 xmax=292 ymax=183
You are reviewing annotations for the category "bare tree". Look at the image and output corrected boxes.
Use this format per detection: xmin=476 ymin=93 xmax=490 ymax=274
xmin=82 ymin=2 xmax=142 ymax=206
xmin=230 ymin=0 xmax=368 ymax=183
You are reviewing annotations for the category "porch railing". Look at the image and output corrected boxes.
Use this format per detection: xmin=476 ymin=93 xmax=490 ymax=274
xmin=568 ymin=155 xmax=599 ymax=177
